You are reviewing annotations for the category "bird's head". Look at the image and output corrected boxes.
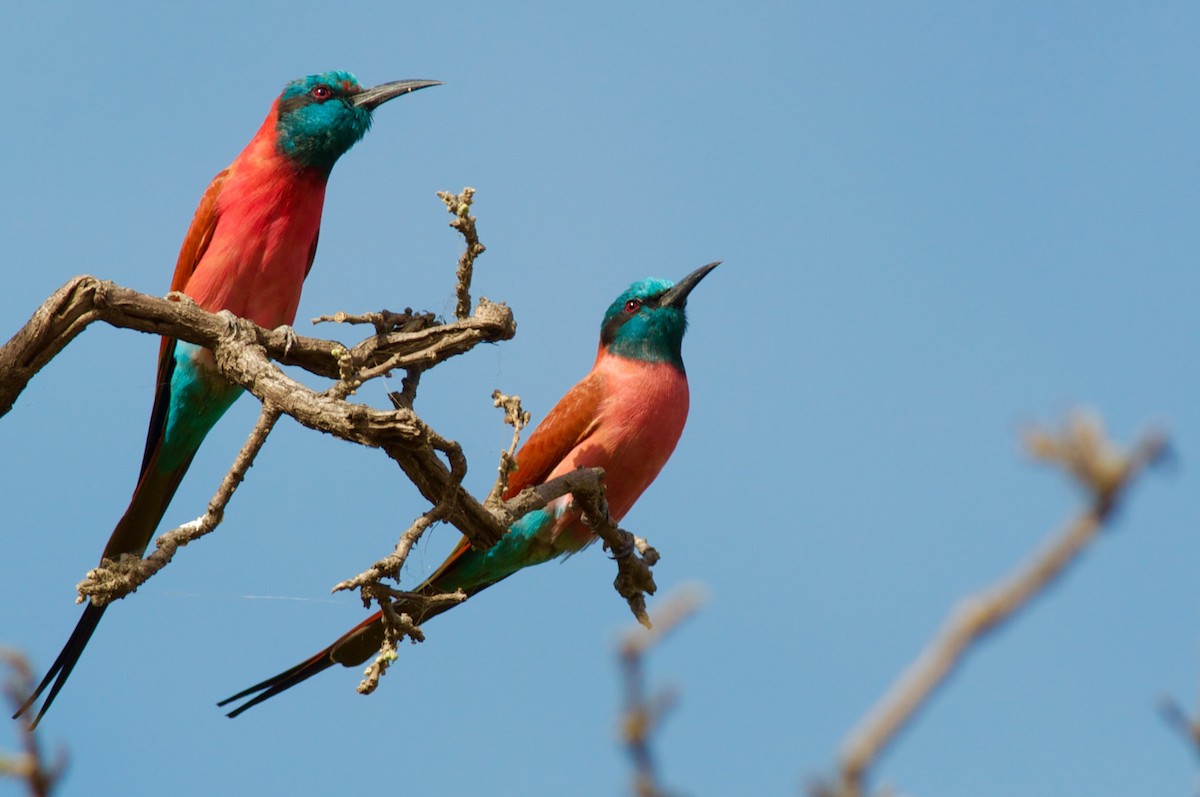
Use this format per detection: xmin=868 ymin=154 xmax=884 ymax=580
xmin=600 ymin=262 xmax=720 ymax=370
xmin=275 ymin=71 xmax=440 ymax=172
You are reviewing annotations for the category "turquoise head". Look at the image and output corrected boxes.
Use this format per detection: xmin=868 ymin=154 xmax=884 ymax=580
xmin=275 ymin=71 xmax=440 ymax=172
xmin=600 ymin=262 xmax=719 ymax=369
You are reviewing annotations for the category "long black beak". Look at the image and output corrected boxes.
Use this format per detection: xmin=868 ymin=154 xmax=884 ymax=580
xmin=661 ymin=261 xmax=720 ymax=308
xmin=352 ymin=79 xmax=442 ymax=110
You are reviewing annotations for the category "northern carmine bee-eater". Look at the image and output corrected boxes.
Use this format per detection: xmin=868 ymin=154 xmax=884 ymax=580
xmin=219 ymin=262 xmax=719 ymax=717
xmin=16 ymin=71 xmax=440 ymax=726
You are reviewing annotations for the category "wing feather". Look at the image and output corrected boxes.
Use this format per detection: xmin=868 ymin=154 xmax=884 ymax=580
xmin=139 ymin=169 xmax=228 ymax=474
xmin=502 ymin=370 xmax=606 ymax=500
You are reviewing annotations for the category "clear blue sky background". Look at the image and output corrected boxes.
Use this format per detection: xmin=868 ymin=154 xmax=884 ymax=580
xmin=1 ymin=3 xmax=1197 ymax=795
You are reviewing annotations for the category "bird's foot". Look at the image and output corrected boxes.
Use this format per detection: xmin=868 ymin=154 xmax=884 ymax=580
xmin=166 ymin=290 xmax=198 ymax=308
xmin=215 ymin=309 xmax=240 ymax=335
xmin=607 ymin=534 xmax=635 ymax=560
xmin=272 ymin=324 xmax=298 ymax=357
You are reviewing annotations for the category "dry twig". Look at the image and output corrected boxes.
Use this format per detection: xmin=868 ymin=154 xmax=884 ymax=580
xmin=437 ymin=187 xmax=486 ymax=320
xmin=484 ymin=390 xmax=532 ymax=508
xmin=354 ymin=587 xmax=468 ymax=695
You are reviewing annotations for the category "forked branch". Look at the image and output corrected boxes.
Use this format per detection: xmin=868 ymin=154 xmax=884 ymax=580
xmin=1 ymin=189 xmax=665 ymax=680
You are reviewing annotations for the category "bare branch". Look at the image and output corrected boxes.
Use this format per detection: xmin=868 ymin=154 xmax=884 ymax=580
xmin=0 ymin=277 xmax=514 ymax=417
xmin=311 ymin=308 xmax=435 ymax=336
xmin=0 ymin=277 xmax=516 ymax=587
xmin=824 ymin=412 xmax=1167 ymax=797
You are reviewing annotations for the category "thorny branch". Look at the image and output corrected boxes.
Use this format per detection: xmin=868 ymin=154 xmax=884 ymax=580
xmin=1 ymin=188 xmax=664 ymax=693
xmin=1 ymin=651 xmax=65 ymax=797
xmin=817 ymin=411 xmax=1167 ymax=797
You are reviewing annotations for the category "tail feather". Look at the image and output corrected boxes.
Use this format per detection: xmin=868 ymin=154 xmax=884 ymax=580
xmin=12 ymin=603 xmax=107 ymax=728
xmin=17 ymin=450 xmax=194 ymax=725
xmin=218 ymin=608 xmax=386 ymax=718
xmin=221 ymin=559 xmax=507 ymax=717
xmin=218 ymin=650 xmax=337 ymax=718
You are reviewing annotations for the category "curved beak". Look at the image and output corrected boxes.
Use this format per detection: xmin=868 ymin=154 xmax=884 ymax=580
xmin=352 ymin=79 xmax=442 ymax=110
xmin=661 ymin=261 xmax=721 ymax=308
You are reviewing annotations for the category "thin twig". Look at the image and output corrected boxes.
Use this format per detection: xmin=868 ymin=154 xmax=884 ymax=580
xmin=77 ymin=405 xmax=282 ymax=606
xmin=355 ymin=587 xmax=467 ymax=695
xmin=484 ymin=390 xmax=531 ymax=508
xmin=438 ymin=187 xmax=486 ymax=320
xmin=826 ymin=412 xmax=1167 ymax=797
xmin=332 ymin=429 xmax=467 ymax=597
xmin=311 ymin=308 xmax=435 ymax=337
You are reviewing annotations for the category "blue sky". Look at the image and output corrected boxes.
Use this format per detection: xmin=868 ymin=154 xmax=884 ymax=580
xmin=2 ymin=2 xmax=1198 ymax=795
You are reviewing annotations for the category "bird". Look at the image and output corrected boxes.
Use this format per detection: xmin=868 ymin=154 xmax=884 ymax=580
xmin=219 ymin=261 xmax=719 ymax=717
xmin=15 ymin=71 xmax=440 ymax=727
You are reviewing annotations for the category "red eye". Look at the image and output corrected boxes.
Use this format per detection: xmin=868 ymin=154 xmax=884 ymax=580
xmin=311 ymin=85 xmax=332 ymax=100
xmin=624 ymin=299 xmax=641 ymax=313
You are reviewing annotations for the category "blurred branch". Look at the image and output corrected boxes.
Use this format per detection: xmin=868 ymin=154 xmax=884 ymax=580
xmin=1159 ymin=693 xmax=1200 ymax=762
xmin=819 ymin=411 xmax=1166 ymax=797
xmin=1 ymin=651 xmax=65 ymax=796
xmin=618 ymin=586 xmax=705 ymax=797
